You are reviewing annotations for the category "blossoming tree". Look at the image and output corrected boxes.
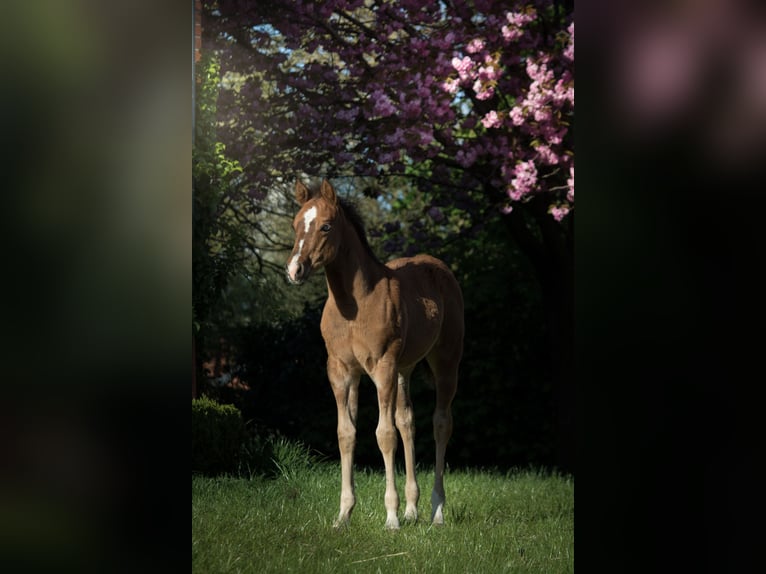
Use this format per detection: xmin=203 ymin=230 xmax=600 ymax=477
xmin=205 ymin=0 xmax=572 ymax=218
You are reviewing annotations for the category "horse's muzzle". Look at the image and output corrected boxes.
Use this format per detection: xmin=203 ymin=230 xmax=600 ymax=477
xmin=286 ymin=259 xmax=311 ymax=285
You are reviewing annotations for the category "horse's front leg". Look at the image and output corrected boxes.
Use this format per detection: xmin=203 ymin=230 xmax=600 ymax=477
xmin=371 ymin=358 xmax=400 ymax=529
xmin=328 ymin=356 xmax=360 ymax=528
xmin=396 ymin=371 xmax=419 ymax=522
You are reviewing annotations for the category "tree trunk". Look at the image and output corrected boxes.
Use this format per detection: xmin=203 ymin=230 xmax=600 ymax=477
xmin=504 ymin=201 xmax=574 ymax=473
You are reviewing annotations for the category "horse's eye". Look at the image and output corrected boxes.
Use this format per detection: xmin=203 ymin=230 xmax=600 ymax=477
xmin=320 ymin=223 xmax=331 ymax=232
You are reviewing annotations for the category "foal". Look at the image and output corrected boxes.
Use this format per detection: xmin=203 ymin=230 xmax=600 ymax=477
xmin=286 ymin=179 xmax=464 ymax=529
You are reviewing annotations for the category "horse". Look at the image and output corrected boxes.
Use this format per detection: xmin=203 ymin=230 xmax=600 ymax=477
xmin=285 ymin=179 xmax=464 ymax=529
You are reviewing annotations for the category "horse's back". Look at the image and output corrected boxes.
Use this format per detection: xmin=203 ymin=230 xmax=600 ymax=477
xmin=386 ymin=254 xmax=462 ymax=303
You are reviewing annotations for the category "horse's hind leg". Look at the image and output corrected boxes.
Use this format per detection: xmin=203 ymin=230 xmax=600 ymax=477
xmin=427 ymin=354 xmax=459 ymax=525
xmin=395 ymin=369 xmax=419 ymax=522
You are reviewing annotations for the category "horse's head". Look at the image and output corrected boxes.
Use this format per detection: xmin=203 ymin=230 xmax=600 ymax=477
xmin=286 ymin=179 xmax=343 ymax=285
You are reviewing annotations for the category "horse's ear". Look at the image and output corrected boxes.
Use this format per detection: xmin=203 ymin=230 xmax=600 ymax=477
xmin=320 ymin=179 xmax=338 ymax=205
xmin=295 ymin=180 xmax=311 ymax=205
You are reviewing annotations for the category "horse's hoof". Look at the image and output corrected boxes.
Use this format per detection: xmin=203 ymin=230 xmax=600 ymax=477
xmin=385 ymin=516 xmax=401 ymax=530
xmin=403 ymin=508 xmax=418 ymax=523
xmin=333 ymin=517 xmax=350 ymax=530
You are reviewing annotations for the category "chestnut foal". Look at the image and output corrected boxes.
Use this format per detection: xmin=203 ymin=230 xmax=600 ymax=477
xmin=286 ymin=179 xmax=463 ymax=529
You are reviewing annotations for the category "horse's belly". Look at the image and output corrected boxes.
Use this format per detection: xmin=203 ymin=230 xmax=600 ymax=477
xmin=398 ymin=314 xmax=441 ymax=368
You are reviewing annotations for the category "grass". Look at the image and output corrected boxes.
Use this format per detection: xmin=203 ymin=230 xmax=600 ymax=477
xmin=192 ymin=440 xmax=573 ymax=573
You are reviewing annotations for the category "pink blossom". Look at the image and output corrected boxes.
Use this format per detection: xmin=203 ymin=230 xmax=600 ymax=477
xmin=478 ymin=63 xmax=500 ymax=82
xmin=451 ymin=56 xmax=475 ymax=80
xmin=442 ymin=77 xmax=460 ymax=94
xmin=549 ymin=205 xmax=570 ymax=221
xmin=526 ymin=57 xmax=553 ymax=83
xmin=481 ymin=110 xmax=502 ymax=129
xmin=401 ymin=99 xmax=422 ymax=119
xmin=533 ymin=107 xmax=552 ymax=122
xmin=371 ymin=91 xmax=396 ymax=117
xmin=414 ymin=126 xmax=434 ymax=146
xmin=466 ymin=38 xmax=485 ymax=54
xmin=535 ymin=144 xmax=559 ymax=165
xmin=553 ymin=76 xmax=574 ymax=106
xmin=567 ymin=166 xmax=574 ymax=203
xmin=509 ymin=106 xmax=525 ymax=126
xmin=384 ymin=127 xmax=405 ymax=146
xmin=473 ymin=79 xmax=495 ymax=100
xmin=564 ymin=22 xmax=574 ymax=62
xmin=502 ymin=25 xmax=523 ymax=42
xmin=501 ymin=9 xmax=536 ymax=43
xmin=509 ymin=160 xmax=537 ymax=199
xmin=506 ymin=10 xmax=536 ymax=28
xmin=540 ymin=124 xmax=566 ymax=145
xmin=508 ymin=188 xmax=523 ymax=201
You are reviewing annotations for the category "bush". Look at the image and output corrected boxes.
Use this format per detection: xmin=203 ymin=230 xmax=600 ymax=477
xmin=192 ymin=396 xmax=245 ymax=475
xmin=269 ymin=436 xmax=320 ymax=480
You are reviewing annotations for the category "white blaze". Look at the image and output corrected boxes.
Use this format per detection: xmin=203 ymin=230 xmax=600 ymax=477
xmin=288 ymin=239 xmax=304 ymax=280
xmin=303 ymin=206 xmax=317 ymax=232
xmin=288 ymin=207 xmax=318 ymax=282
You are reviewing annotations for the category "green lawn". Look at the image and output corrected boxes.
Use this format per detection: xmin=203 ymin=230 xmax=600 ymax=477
xmin=192 ymin=454 xmax=573 ymax=573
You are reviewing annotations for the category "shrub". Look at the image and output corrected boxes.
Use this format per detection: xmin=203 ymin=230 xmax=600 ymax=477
xmin=269 ymin=436 xmax=320 ymax=480
xmin=192 ymin=396 xmax=245 ymax=475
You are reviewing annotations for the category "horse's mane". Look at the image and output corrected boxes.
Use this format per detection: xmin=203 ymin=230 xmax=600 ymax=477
xmin=338 ymin=197 xmax=382 ymax=265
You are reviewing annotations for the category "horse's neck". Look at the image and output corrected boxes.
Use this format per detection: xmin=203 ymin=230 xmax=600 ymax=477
xmin=324 ymin=227 xmax=386 ymax=308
